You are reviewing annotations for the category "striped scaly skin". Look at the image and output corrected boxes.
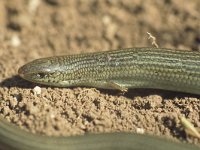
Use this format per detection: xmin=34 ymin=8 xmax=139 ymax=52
xmin=19 ymin=47 xmax=200 ymax=94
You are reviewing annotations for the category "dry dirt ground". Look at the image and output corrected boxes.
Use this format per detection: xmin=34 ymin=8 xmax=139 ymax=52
xmin=0 ymin=0 xmax=200 ymax=147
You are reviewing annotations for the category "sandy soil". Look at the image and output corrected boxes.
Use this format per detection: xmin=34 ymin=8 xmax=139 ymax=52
xmin=0 ymin=0 xmax=200 ymax=146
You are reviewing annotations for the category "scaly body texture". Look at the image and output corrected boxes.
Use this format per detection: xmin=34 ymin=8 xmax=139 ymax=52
xmin=0 ymin=47 xmax=199 ymax=150
xmin=19 ymin=47 xmax=200 ymax=94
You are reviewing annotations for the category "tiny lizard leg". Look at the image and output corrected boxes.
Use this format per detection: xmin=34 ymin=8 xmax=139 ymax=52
xmin=106 ymin=81 xmax=128 ymax=92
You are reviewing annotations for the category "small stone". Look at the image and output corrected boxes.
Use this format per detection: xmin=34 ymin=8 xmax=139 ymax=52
xmin=32 ymin=86 xmax=42 ymax=95
xmin=10 ymin=35 xmax=21 ymax=47
xmin=102 ymin=15 xmax=111 ymax=25
xmin=136 ymin=127 xmax=145 ymax=134
xmin=28 ymin=0 xmax=41 ymax=14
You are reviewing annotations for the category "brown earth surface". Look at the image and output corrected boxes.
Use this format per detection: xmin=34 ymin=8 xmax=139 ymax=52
xmin=0 ymin=0 xmax=200 ymax=146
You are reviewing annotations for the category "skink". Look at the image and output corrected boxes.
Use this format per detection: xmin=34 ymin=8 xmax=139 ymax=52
xmin=1 ymin=47 xmax=200 ymax=150
xmin=19 ymin=47 xmax=200 ymax=94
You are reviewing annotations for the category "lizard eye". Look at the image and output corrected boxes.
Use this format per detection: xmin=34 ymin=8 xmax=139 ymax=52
xmin=36 ymin=73 xmax=47 ymax=78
